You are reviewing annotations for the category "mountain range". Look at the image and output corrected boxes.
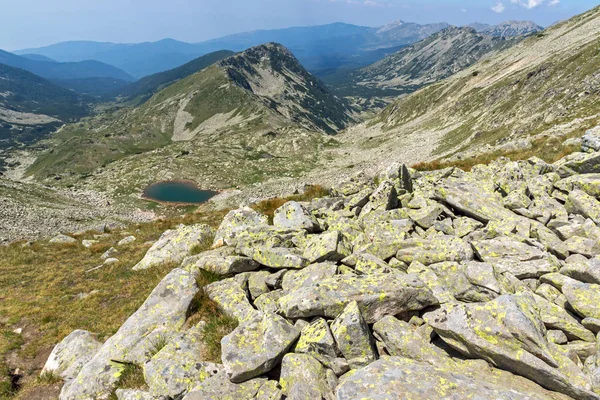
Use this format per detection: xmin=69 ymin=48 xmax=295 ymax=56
xmin=15 ymin=20 xmax=537 ymax=78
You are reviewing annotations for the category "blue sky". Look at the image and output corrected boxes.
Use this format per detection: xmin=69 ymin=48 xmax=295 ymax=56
xmin=2 ymin=0 xmax=597 ymax=50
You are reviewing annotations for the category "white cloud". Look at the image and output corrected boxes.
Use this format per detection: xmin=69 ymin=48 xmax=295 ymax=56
xmin=461 ymin=8 xmax=468 ymax=13
xmin=509 ymin=0 xmax=558 ymax=9
xmin=492 ymin=2 xmax=505 ymax=13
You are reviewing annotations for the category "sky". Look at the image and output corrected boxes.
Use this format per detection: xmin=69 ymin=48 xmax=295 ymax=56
xmin=1 ymin=0 xmax=597 ymax=50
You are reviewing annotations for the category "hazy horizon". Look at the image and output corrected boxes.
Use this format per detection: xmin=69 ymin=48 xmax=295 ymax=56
xmin=2 ymin=0 xmax=596 ymax=51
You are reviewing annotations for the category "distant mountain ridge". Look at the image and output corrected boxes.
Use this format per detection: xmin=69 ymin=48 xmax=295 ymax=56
xmin=481 ymin=20 xmax=543 ymax=37
xmin=16 ymin=21 xmax=452 ymax=77
xmin=27 ymin=43 xmax=354 ymax=192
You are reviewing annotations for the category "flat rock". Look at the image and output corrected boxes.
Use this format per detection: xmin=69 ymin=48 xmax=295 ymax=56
xmin=279 ymin=273 xmax=438 ymax=324
xmin=204 ymin=274 xmax=257 ymax=323
xmin=240 ymin=246 xmax=308 ymax=269
xmin=281 ymin=262 xmax=337 ymax=292
xmin=335 ymin=357 xmax=569 ymax=400
xmin=221 ymin=312 xmax=299 ymax=383
xmin=133 ymin=224 xmax=214 ymax=270
xmin=395 ymin=235 xmax=474 ymax=265
xmin=566 ymin=189 xmax=600 ymax=225
xmin=183 ymin=248 xmax=260 ymax=275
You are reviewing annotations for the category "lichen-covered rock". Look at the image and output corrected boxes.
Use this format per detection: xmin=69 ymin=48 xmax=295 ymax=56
xmin=330 ymin=301 xmax=377 ymax=369
xmin=133 ymin=224 xmax=214 ymax=270
xmin=395 ymin=235 xmax=474 ymax=265
xmin=350 ymin=253 xmax=394 ymax=275
xmin=563 ymin=280 xmax=600 ymax=319
xmin=182 ymin=247 xmax=260 ymax=275
xmin=273 ymin=201 xmax=319 ymax=232
xmin=255 ymin=380 xmax=283 ymax=400
xmin=407 ymin=261 xmax=455 ymax=304
xmin=42 ymin=330 xmax=101 ymax=381
xmin=361 ymin=180 xmax=398 ymax=214
xmin=302 ymin=230 xmax=351 ymax=263
xmin=363 ymin=219 xmax=412 ymax=244
xmin=335 ymin=357 xmax=566 ymax=400
xmin=248 ymin=271 xmax=271 ymax=300
xmin=279 ymin=273 xmax=438 ymax=324
xmin=213 ymin=208 xmax=269 ymax=247
xmin=472 ymin=237 xmax=559 ymax=278
xmin=117 ymin=235 xmax=136 ymax=246
xmin=407 ymin=204 xmax=443 ymax=229
xmin=560 ymin=257 xmax=600 ymax=285
xmin=240 ymin=246 xmax=308 ymax=269
xmin=566 ymin=189 xmax=600 ymax=225
xmin=204 ymin=274 xmax=257 ymax=323
xmin=281 ymin=262 xmax=337 ymax=292
xmin=555 ymin=174 xmax=600 ymax=198
xmin=294 ymin=318 xmax=348 ymax=376
xmin=254 ymin=290 xmax=284 ymax=314
xmin=453 ymin=216 xmax=484 ymax=238
xmin=424 ymin=294 xmax=595 ymax=399
xmin=529 ymin=292 xmax=595 ymax=342
xmin=115 ymin=389 xmax=154 ymax=400
xmin=221 ymin=312 xmax=299 ymax=383
xmin=60 ymin=268 xmax=199 ymax=400
xmin=279 ymin=353 xmax=335 ymax=400
xmin=182 ymin=371 xmax=266 ymax=400
xmin=144 ymin=323 xmax=223 ymax=398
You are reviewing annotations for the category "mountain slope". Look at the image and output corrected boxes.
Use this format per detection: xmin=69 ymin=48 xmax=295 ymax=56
xmin=323 ymin=27 xmax=518 ymax=110
xmin=26 ymin=44 xmax=352 ymax=195
xmin=0 ymin=63 xmax=88 ymax=157
xmin=482 ymin=21 xmax=543 ymax=37
xmin=117 ymin=50 xmax=235 ymax=103
xmin=17 ymin=21 xmax=451 ymax=77
xmin=336 ymin=5 xmax=600 ymax=171
xmin=0 ymin=49 xmax=135 ymax=82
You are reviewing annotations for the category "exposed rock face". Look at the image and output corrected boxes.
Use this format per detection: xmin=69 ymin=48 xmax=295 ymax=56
xmin=132 ymin=224 xmax=214 ymax=270
xmin=52 ymin=150 xmax=600 ymax=400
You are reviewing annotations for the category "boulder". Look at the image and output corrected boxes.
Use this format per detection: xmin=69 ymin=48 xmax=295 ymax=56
xmin=183 ymin=371 xmax=266 ymax=400
xmin=273 ymin=201 xmax=319 ymax=232
xmin=335 ymin=357 xmax=570 ymax=400
xmin=330 ymin=301 xmax=377 ymax=369
xmin=49 ymin=234 xmax=77 ymax=244
xmin=240 ymin=246 xmax=308 ymax=269
xmin=221 ymin=312 xmax=299 ymax=383
xmin=561 ymin=257 xmax=600 ymax=285
xmin=279 ymin=273 xmax=438 ymax=324
xmin=555 ymin=174 xmax=600 ymax=198
xmin=472 ymin=237 xmax=558 ymax=278
xmin=566 ymin=189 xmax=600 ymax=225
xmin=281 ymin=262 xmax=338 ymax=292
xmin=424 ymin=294 xmax=595 ymax=399
xmin=302 ymin=230 xmax=351 ymax=263
xmin=42 ymin=330 xmax=102 ymax=381
xmin=279 ymin=353 xmax=335 ymax=400
xmin=395 ymin=235 xmax=474 ymax=265
xmin=60 ymin=268 xmax=199 ymax=400
xmin=213 ymin=208 xmax=269 ymax=247
xmin=407 ymin=204 xmax=443 ymax=229
xmin=133 ymin=224 xmax=214 ymax=270
xmin=361 ymin=180 xmax=398 ymax=214
xmin=294 ymin=318 xmax=347 ymax=376
xmin=582 ymin=126 xmax=600 ymax=153
xmin=530 ymin=292 xmax=595 ymax=342
xmin=144 ymin=324 xmax=223 ymax=398
xmin=117 ymin=235 xmax=136 ymax=246
xmin=248 ymin=271 xmax=271 ymax=300
xmin=182 ymin=247 xmax=260 ymax=275
xmin=563 ymin=280 xmax=600 ymax=319
xmin=204 ymin=275 xmax=257 ymax=323
xmin=255 ymin=380 xmax=283 ymax=400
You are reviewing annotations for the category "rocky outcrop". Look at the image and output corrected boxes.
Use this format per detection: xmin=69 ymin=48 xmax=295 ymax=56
xmin=50 ymin=152 xmax=600 ymax=400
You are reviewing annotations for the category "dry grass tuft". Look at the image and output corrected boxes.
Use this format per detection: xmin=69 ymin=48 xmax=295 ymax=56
xmin=413 ymin=134 xmax=581 ymax=172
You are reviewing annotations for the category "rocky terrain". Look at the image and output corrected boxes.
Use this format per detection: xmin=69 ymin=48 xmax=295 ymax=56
xmin=328 ymin=26 xmax=516 ymax=101
xmin=479 ymin=20 xmax=544 ymax=37
xmin=33 ymin=127 xmax=600 ymax=399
